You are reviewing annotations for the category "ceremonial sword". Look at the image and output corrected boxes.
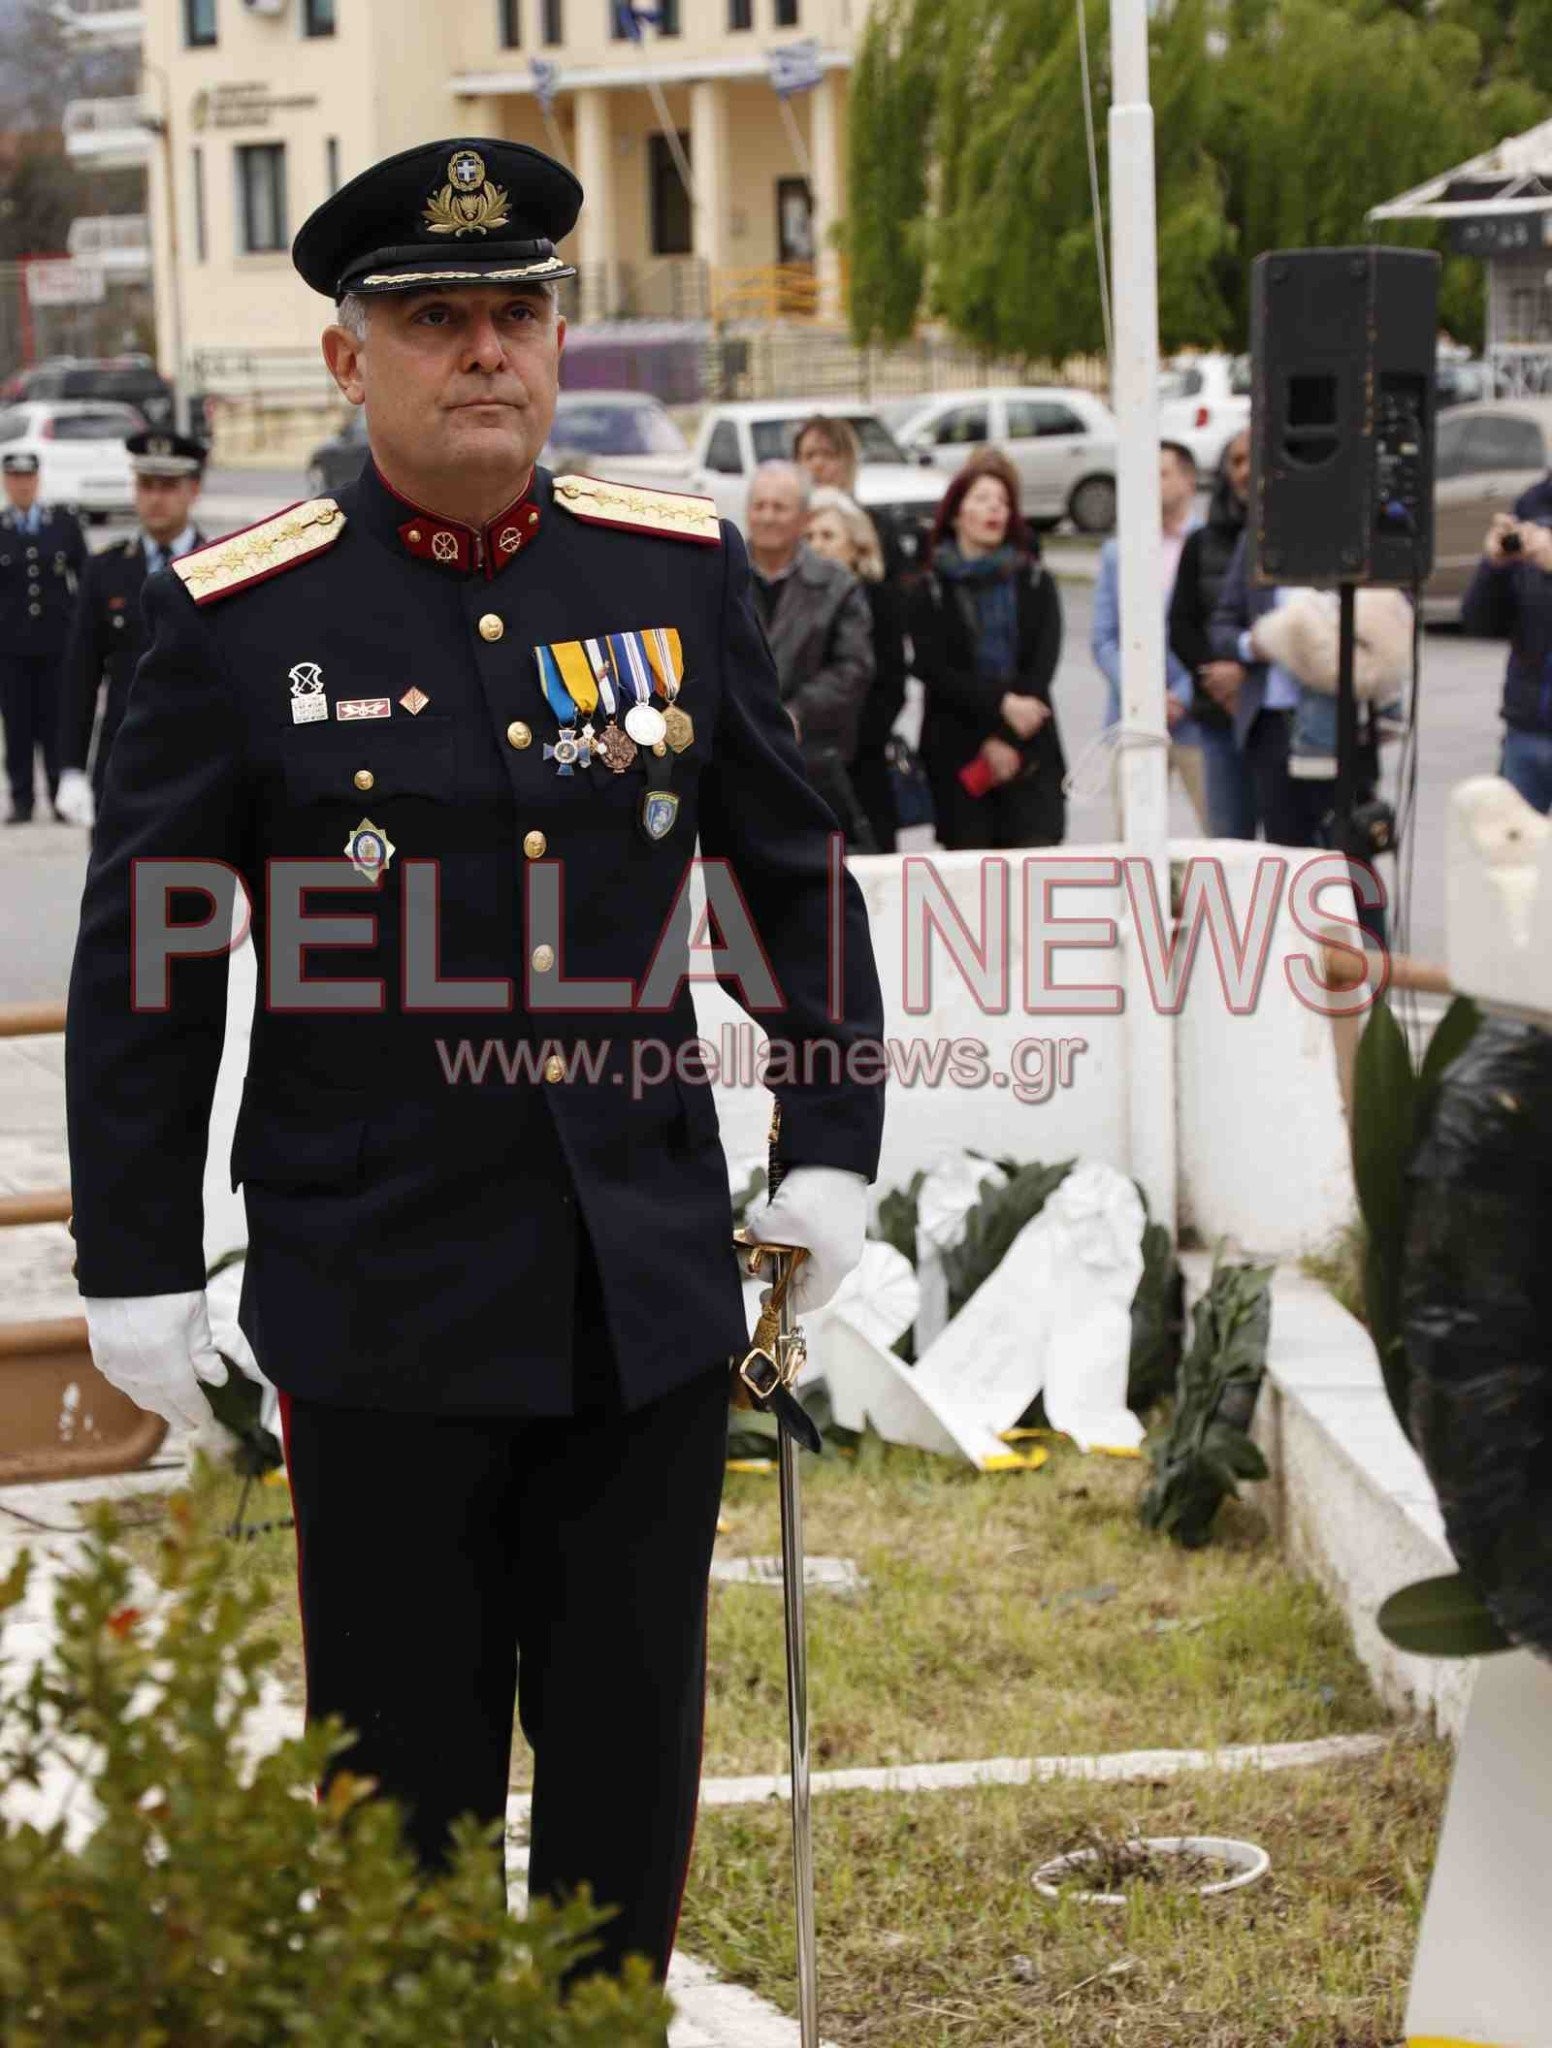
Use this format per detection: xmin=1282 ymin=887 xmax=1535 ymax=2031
xmin=734 ymin=1138 xmax=822 ymax=2048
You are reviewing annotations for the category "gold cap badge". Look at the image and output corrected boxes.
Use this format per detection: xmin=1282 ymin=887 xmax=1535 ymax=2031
xmin=424 ymin=150 xmax=511 ymax=238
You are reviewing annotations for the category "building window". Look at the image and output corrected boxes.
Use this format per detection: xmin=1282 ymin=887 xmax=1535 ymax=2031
xmin=326 ymin=136 xmax=341 ymax=194
xmin=191 ymin=145 xmax=207 ymax=263
xmin=728 ymin=0 xmax=752 ymax=24
xmin=542 ymin=0 xmax=562 ymax=40
xmin=500 ymin=0 xmax=521 ymax=44
xmin=774 ymin=0 xmax=798 ymax=22
xmin=184 ymin=0 xmax=216 ymax=47
xmin=236 ymin=143 xmax=288 ymax=255
xmin=649 ymin=132 xmax=691 ymax=256
xmin=303 ymin=0 xmax=336 ymax=34
xmin=658 ymin=0 xmax=679 ymax=29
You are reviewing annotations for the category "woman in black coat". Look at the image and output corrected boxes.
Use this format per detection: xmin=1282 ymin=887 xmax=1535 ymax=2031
xmin=806 ymin=486 xmax=908 ymax=851
xmin=908 ymin=451 xmax=1065 ymax=849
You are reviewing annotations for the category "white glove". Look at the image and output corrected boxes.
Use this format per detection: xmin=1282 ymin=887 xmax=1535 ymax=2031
xmin=55 ymin=769 xmax=95 ymax=829
xmin=745 ymin=1165 xmax=869 ymax=1316
xmin=83 ymin=1290 xmax=264 ymax=1437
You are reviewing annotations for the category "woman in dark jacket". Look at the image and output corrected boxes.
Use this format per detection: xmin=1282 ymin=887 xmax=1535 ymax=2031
xmin=806 ymin=485 xmax=907 ymax=850
xmin=908 ymin=451 xmax=1065 ymax=849
xmin=1168 ymin=430 xmax=1256 ymax=836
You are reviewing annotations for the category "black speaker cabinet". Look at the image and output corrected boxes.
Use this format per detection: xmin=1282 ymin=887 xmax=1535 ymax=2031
xmin=1250 ymin=247 xmax=1438 ymax=587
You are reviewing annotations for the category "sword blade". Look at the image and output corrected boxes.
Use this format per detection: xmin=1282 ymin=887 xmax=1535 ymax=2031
xmin=777 ymin=1261 xmax=819 ymax=2048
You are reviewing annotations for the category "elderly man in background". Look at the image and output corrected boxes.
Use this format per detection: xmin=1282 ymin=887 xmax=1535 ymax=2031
xmin=745 ymin=458 xmax=876 ymax=847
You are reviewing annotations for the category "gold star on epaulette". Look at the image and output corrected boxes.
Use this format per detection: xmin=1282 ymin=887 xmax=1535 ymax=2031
xmin=172 ymin=498 xmax=346 ymax=606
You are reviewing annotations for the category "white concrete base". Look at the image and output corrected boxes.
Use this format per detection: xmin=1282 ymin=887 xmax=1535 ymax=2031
xmin=1184 ymin=1255 xmax=1476 ymax=1737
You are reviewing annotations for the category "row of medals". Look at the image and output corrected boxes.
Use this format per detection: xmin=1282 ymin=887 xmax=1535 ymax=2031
xmin=546 ymin=666 xmax=693 ymax=776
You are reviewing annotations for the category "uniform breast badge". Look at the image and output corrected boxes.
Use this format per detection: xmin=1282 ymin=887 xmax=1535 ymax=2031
xmin=337 ymin=697 xmax=392 ymax=721
xmin=608 ymin=629 xmax=668 ymax=749
xmin=289 ymin=660 xmax=328 ymax=726
xmin=536 ymin=641 xmax=604 ymax=776
xmin=399 ymin=687 xmax=430 ymax=716
xmin=345 ymin=818 xmax=395 ymax=882
xmin=640 ymin=789 xmax=680 ymax=842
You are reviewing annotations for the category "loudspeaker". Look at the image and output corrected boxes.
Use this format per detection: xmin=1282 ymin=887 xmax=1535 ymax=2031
xmin=1250 ymin=247 xmax=1438 ymax=587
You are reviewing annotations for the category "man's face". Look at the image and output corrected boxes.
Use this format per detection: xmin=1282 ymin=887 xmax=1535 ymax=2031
xmin=324 ymin=285 xmax=565 ymax=493
xmin=4 ymin=472 xmax=38 ymax=512
xmin=747 ymin=471 xmax=805 ymax=559
xmin=135 ymin=473 xmax=201 ymax=546
xmin=1159 ymin=449 xmax=1196 ymax=522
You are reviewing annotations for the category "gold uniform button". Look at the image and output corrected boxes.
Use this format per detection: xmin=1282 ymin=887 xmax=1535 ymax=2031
xmin=531 ymin=944 xmax=556 ymax=973
xmin=544 ymin=1054 xmax=565 ymax=1084
xmin=353 ymin=768 xmax=374 ymax=793
xmin=523 ymin=829 xmax=547 ymax=860
xmin=479 ymin=613 xmax=505 ymax=643
xmin=507 ymin=720 xmax=532 ymax=750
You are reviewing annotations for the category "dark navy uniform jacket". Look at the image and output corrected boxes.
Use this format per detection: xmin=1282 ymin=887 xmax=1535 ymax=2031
xmin=65 ymin=463 xmax=886 ymax=1416
xmin=59 ymin=531 xmax=206 ymax=789
xmin=0 ymin=504 xmax=86 ymax=659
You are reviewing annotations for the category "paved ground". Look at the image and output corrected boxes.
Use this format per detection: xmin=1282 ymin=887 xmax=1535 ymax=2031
xmin=0 ymin=458 xmax=1510 ymax=1006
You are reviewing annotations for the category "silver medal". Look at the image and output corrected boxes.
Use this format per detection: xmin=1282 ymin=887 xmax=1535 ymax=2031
xmin=624 ymin=702 xmax=667 ymax=748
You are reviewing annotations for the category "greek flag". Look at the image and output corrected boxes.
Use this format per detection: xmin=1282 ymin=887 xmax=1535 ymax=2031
xmin=531 ymin=59 xmax=559 ymax=114
xmin=768 ymin=38 xmax=823 ymax=98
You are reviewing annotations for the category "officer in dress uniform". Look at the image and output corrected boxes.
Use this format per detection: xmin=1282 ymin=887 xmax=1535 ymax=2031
xmin=56 ymin=430 xmax=209 ymax=829
xmin=0 ymin=450 xmax=86 ymax=822
xmin=65 ymin=140 xmax=885 ymax=1988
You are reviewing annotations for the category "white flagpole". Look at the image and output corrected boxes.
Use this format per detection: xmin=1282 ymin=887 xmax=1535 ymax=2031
xmin=1109 ymin=0 xmax=1176 ymax=1233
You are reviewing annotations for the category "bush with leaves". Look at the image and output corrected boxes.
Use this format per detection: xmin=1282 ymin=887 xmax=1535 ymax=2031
xmin=0 ymin=1502 xmax=670 ymax=2045
xmin=1139 ymin=1257 xmax=1272 ymax=1549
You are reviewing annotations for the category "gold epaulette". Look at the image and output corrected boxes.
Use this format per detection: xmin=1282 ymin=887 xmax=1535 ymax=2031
xmin=552 ymin=474 xmax=721 ymax=546
xmin=172 ymin=498 xmax=346 ymax=606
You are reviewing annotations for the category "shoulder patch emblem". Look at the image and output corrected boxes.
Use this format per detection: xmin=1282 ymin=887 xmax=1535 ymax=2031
xmin=172 ymin=498 xmax=345 ymax=606
xmin=552 ymin=474 xmax=721 ymax=547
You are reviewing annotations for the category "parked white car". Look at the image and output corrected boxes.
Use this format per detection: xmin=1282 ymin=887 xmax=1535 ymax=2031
xmin=690 ymin=401 xmax=946 ymax=570
xmin=892 ymin=386 xmax=1118 ymax=532
xmin=542 ymin=390 xmax=697 ymax=491
xmin=0 ymin=400 xmax=141 ymax=519
xmin=1157 ymin=353 xmax=1251 ymax=477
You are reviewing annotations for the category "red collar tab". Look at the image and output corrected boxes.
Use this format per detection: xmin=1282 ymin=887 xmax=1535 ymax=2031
xmin=393 ymin=486 xmax=541 ymax=579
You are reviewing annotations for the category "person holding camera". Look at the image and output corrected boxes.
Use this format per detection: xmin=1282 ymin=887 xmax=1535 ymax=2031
xmin=1461 ymin=510 xmax=1552 ymax=815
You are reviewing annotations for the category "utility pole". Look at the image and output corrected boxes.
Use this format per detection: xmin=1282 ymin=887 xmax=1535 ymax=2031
xmin=140 ymin=62 xmax=187 ymax=433
xmin=1108 ymin=0 xmax=1176 ymax=1232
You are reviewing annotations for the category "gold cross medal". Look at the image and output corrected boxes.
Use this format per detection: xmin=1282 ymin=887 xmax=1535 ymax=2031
xmin=644 ymin=626 xmax=694 ymax=753
xmin=345 ymin=818 xmax=395 ymax=882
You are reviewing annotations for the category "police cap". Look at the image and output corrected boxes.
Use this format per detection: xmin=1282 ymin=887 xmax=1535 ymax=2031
xmin=2 ymin=451 xmax=39 ymax=476
xmin=292 ymin=138 xmax=582 ymax=301
xmin=128 ymin=428 xmax=208 ymax=479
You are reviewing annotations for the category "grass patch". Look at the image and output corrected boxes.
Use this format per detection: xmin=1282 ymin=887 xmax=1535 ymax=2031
xmin=114 ymin=1436 xmax=1391 ymax=1795
xmin=678 ymin=1738 xmax=1449 ymax=2046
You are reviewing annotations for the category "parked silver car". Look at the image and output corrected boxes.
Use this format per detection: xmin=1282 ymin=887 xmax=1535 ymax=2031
xmin=891 ymin=385 xmax=1118 ymax=531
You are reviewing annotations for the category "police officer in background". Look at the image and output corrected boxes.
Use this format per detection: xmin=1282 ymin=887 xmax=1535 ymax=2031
xmin=65 ymin=140 xmax=885 ymax=1990
xmin=0 ymin=449 xmax=86 ymax=823
xmin=57 ymin=430 xmax=209 ymax=829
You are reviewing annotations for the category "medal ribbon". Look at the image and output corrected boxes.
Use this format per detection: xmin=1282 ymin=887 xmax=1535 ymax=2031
xmin=551 ymin=641 xmax=600 ymax=717
xmin=642 ymin=627 xmax=684 ymax=701
xmin=535 ymin=644 xmax=579 ymax=729
xmin=584 ymin=637 xmax=618 ymax=719
xmin=607 ymin=630 xmax=660 ymax=711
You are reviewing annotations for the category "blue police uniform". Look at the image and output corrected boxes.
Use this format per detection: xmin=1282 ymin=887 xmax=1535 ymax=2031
xmin=0 ymin=471 xmax=86 ymax=820
xmin=65 ymin=138 xmax=886 ymax=1988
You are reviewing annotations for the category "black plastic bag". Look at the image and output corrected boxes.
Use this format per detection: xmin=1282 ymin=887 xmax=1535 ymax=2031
xmin=1401 ymin=1017 xmax=1552 ymax=1659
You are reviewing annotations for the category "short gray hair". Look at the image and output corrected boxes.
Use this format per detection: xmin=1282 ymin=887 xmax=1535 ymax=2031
xmin=750 ymin=459 xmax=810 ymax=512
xmin=335 ymin=279 xmax=560 ymax=341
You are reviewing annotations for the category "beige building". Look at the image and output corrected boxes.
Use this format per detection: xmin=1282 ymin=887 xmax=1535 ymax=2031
xmin=61 ymin=0 xmax=863 ymax=390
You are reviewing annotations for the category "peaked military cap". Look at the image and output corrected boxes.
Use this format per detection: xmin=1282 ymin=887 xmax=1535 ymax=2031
xmin=2 ymin=451 xmax=39 ymax=475
xmin=128 ymin=427 xmax=207 ymax=479
xmin=292 ymin=137 xmax=582 ymax=300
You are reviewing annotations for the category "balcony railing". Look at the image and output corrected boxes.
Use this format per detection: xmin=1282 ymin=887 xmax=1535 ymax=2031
xmin=62 ymin=97 xmax=152 ymax=168
xmin=51 ymin=0 xmax=144 ymax=47
xmin=66 ymin=213 xmax=151 ymax=277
